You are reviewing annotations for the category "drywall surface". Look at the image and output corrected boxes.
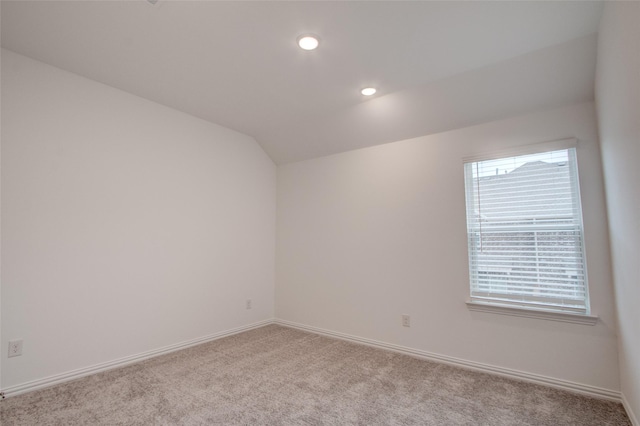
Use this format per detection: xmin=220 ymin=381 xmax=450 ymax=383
xmin=276 ymin=102 xmax=620 ymax=392
xmin=596 ymin=1 xmax=640 ymax=420
xmin=1 ymin=49 xmax=276 ymax=389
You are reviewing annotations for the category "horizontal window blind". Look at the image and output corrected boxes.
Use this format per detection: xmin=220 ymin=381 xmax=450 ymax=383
xmin=464 ymin=148 xmax=590 ymax=314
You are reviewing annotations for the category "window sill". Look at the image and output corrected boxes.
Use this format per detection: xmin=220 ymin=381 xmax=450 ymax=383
xmin=466 ymin=301 xmax=598 ymax=325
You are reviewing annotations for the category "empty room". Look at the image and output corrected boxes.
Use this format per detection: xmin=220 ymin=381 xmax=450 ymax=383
xmin=0 ymin=1 xmax=638 ymax=424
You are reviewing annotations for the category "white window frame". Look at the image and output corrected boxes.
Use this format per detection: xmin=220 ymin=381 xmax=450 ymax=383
xmin=462 ymin=139 xmax=597 ymax=325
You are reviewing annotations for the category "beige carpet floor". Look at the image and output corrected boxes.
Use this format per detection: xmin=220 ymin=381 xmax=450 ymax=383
xmin=0 ymin=324 xmax=631 ymax=425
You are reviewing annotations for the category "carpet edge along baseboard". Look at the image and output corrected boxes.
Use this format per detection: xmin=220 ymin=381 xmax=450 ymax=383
xmin=274 ymin=319 xmax=622 ymax=403
xmin=0 ymin=319 xmax=275 ymax=399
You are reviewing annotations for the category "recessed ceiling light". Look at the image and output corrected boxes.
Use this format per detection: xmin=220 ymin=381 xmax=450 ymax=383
xmin=297 ymin=35 xmax=319 ymax=51
xmin=361 ymin=87 xmax=377 ymax=96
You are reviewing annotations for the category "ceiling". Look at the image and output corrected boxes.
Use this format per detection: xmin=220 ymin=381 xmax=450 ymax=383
xmin=1 ymin=1 xmax=603 ymax=164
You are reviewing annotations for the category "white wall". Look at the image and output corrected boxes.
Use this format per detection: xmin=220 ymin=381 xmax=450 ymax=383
xmin=276 ymin=102 xmax=620 ymax=392
xmin=1 ymin=49 xmax=276 ymax=389
xmin=596 ymin=1 xmax=640 ymax=421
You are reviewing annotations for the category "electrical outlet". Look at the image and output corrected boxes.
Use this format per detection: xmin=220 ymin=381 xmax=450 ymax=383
xmin=402 ymin=315 xmax=410 ymax=328
xmin=8 ymin=340 xmax=23 ymax=357
xmin=246 ymin=299 xmax=252 ymax=310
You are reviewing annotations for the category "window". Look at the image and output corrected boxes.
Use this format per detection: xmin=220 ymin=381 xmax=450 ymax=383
xmin=463 ymin=144 xmax=591 ymax=317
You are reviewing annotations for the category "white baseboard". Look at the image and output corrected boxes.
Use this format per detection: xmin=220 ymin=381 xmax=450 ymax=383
xmin=1 ymin=319 xmax=275 ymax=399
xmin=622 ymin=393 xmax=639 ymax=426
xmin=274 ymin=319 xmax=622 ymax=403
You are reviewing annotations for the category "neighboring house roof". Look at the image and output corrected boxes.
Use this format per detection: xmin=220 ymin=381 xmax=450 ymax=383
xmin=476 ymin=161 xmax=574 ymax=221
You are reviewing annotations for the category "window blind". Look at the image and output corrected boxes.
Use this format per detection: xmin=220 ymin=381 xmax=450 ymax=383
xmin=463 ymin=148 xmax=589 ymax=314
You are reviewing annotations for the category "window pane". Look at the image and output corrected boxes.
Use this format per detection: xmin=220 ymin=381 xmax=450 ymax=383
xmin=464 ymin=148 xmax=589 ymax=314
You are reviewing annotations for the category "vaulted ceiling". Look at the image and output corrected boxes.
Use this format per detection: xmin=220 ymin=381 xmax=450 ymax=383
xmin=1 ymin=1 xmax=603 ymax=163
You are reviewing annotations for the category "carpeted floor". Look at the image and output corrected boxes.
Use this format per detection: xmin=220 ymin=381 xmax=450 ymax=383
xmin=0 ymin=324 xmax=631 ymax=425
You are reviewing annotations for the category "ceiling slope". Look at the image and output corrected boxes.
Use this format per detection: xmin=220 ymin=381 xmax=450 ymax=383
xmin=1 ymin=1 xmax=603 ymax=163
xmin=267 ymin=34 xmax=598 ymax=163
